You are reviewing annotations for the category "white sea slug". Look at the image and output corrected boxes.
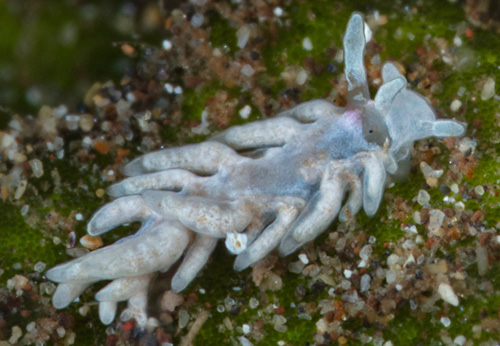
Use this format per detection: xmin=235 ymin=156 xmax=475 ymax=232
xmin=46 ymin=13 xmax=466 ymax=326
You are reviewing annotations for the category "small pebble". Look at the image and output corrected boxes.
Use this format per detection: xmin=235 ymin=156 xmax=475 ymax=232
xmin=241 ymin=64 xmax=255 ymax=77
xmin=224 ymin=297 xmax=236 ymax=308
xmin=95 ymin=141 xmax=109 ymax=154
xmin=438 ymin=283 xmax=459 ymax=306
xmin=454 ymin=201 xmax=465 ymax=213
xmin=298 ymin=253 xmax=309 ymax=264
xmin=386 ymin=269 xmax=397 ymax=284
xmin=9 ymin=326 xmax=22 ymax=344
xmin=468 ymin=226 xmax=477 ymax=236
xmin=338 ymin=336 xmax=348 ymax=345
xmin=65 ymin=114 xmax=80 ymax=131
xmin=424 ymin=260 xmax=448 ymax=274
xmin=453 ymin=335 xmax=466 ymax=346
xmin=472 ymin=325 xmax=482 ymax=338
xmin=302 ymin=37 xmax=313 ymax=51
xmin=360 ymin=274 xmax=371 ymax=292
xmin=387 ymin=254 xmax=400 ymax=266
xmin=7 ymin=275 xmax=29 ymax=291
xmin=273 ymin=324 xmax=287 ymax=333
xmin=164 ymin=83 xmax=174 ymax=93
xmin=242 ymin=324 xmax=251 ymax=334
xmin=56 ymin=326 xmax=66 ymax=338
xmin=14 ymin=180 xmax=27 ymax=199
xmin=13 ymin=152 xmax=27 ymax=163
xmin=20 ymin=205 xmax=30 ymax=216
xmin=474 ymin=185 xmax=484 ymax=196
xmin=359 ymin=245 xmax=373 ymax=261
xmin=52 ymin=104 xmax=68 ymax=118
xmin=178 ymin=309 xmax=190 ymax=328
xmin=340 ymin=279 xmax=351 ymax=289
xmin=426 ymin=177 xmax=438 ymax=187
xmin=9 ymin=119 xmax=23 ymax=131
xmin=480 ymin=77 xmax=495 ymax=100
xmin=38 ymin=105 xmax=56 ymax=135
xmin=190 ymin=13 xmax=204 ymax=27
xmin=66 ymin=332 xmax=76 ymax=345
xmin=40 ymin=282 xmax=56 ymax=295
xmin=239 ymin=105 xmax=251 ymax=119
xmin=440 ymin=316 xmax=451 ymax=327
xmin=457 ymin=137 xmax=476 ymax=154
xmin=450 ymin=99 xmax=462 ymax=112
xmin=364 ymin=22 xmax=373 ymax=42
xmin=161 ymin=290 xmax=184 ymax=312
xmin=249 ymin=297 xmax=259 ymax=309
xmin=343 ymin=269 xmax=352 ymax=278
xmin=476 ymin=245 xmax=489 ymax=276
xmin=79 ymin=113 xmax=94 ymax=132
xmin=236 ymin=25 xmax=250 ymax=49
xmin=295 ymin=69 xmax=308 ymax=86
xmin=1 ymin=133 xmax=14 ymax=149
xmin=417 ymin=190 xmax=430 ymax=206
xmin=260 ymin=272 xmax=282 ymax=291
xmin=79 ymin=304 xmax=90 ymax=316
xmin=428 ymin=209 xmax=445 ymax=235
xmin=404 ymin=225 xmax=417 ymax=234
xmin=410 ymin=300 xmax=418 ymax=310
xmin=238 ymin=336 xmax=254 ymax=346
xmin=26 ymin=322 xmax=36 ymax=332
xmin=146 ymin=317 xmax=160 ymax=331
xmin=82 ymin=136 xmax=92 ymax=147
xmin=34 ymin=261 xmax=46 ymax=273
xmin=29 ymin=159 xmax=44 ymax=178
xmin=439 ymin=184 xmax=451 ymax=195
xmin=79 ymin=234 xmax=104 ymax=250
xmin=120 ymin=44 xmax=136 ymax=57
xmin=162 ymin=40 xmax=172 ymax=50
xmin=298 ymin=313 xmax=312 ymax=320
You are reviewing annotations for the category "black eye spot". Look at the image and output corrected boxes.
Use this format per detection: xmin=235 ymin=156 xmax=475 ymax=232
xmin=369 ymin=129 xmax=373 ymax=133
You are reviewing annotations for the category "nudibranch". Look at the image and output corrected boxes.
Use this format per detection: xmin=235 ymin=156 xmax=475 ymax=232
xmin=46 ymin=13 xmax=466 ymax=326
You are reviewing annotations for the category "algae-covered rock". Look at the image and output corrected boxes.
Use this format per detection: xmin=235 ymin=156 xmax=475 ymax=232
xmin=1 ymin=0 xmax=500 ymax=345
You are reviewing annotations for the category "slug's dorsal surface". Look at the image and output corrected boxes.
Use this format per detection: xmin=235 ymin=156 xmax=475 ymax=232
xmin=45 ymin=12 xmax=466 ymax=327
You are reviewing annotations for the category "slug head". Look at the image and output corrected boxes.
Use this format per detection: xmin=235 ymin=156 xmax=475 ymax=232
xmin=342 ymin=14 xmax=466 ymax=179
xmin=361 ymin=103 xmax=390 ymax=147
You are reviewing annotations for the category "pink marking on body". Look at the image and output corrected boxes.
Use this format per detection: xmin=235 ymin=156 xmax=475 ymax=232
xmin=341 ymin=109 xmax=363 ymax=129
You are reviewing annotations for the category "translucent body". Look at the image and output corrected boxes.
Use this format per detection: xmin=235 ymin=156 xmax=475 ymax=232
xmin=46 ymin=13 xmax=466 ymax=326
